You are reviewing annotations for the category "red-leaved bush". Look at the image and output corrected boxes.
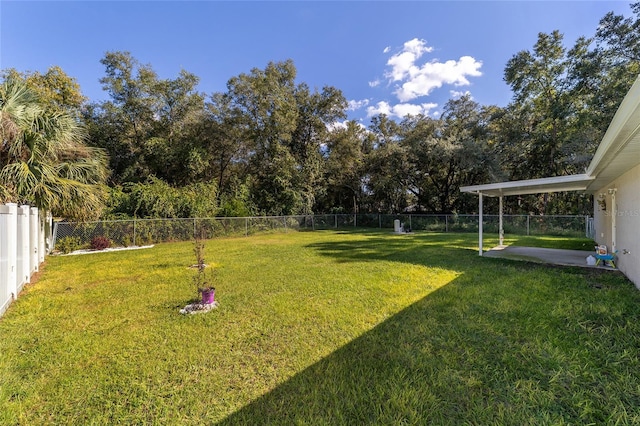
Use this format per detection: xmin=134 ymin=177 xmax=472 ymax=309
xmin=90 ymin=236 xmax=111 ymax=250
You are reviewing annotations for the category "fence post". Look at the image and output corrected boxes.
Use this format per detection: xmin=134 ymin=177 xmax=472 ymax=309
xmin=312 ymin=215 xmax=315 ymax=231
xmin=335 ymin=214 xmax=337 ymax=228
xmin=284 ymin=216 xmax=287 ymax=232
xmin=245 ymin=218 xmax=248 ymax=237
xmin=29 ymin=207 xmax=39 ymax=274
xmin=354 ymin=214 xmax=356 ymax=228
xmin=0 ymin=203 xmax=18 ymax=316
xmin=409 ymin=214 xmax=412 ymax=230
xmin=38 ymin=211 xmax=45 ymax=263
xmin=527 ymin=215 xmax=530 ymax=236
xmin=193 ymin=217 xmax=197 ymax=239
xmin=133 ymin=218 xmax=137 ymax=246
xmin=17 ymin=205 xmax=30 ymax=290
xmin=378 ymin=214 xmax=381 ymax=228
xmin=51 ymin=221 xmax=58 ymax=251
xmin=585 ymin=216 xmax=589 ymax=238
xmin=446 ymin=215 xmax=449 ymax=232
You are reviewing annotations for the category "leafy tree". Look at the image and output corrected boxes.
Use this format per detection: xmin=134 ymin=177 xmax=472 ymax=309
xmin=571 ymin=2 xmax=640 ymax=141
xmin=2 ymin=66 xmax=86 ymax=115
xmin=399 ymin=96 xmax=497 ymax=213
xmin=501 ymin=31 xmax=599 ymax=214
xmin=224 ymin=60 xmax=301 ymax=215
xmin=145 ymin=69 xmax=204 ymax=184
xmin=0 ymin=77 xmax=108 ymax=220
xmin=500 ymin=3 xmax=640 ymax=216
xmin=12 ymin=5 xmax=634 ymax=220
xmin=322 ymin=121 xmax=371 ymax=213
xmin=359 ymin=101 xmax=497 ymax=215
xmin=199 ymin=92 xmax=257 ymax=198
xmin=84 ymin=52 xmax=157 ymax=183
xmin=596 ymin=2 xmax=640 ymax=63
xmin=106 ymin=176 xmax=218 ymax=218
xmin=290 ymin=84 xmax=347 ymax=214
xmin=504 ymin=30 xmax=578 ymax=179
xmin=86 ymin=51 xmax=204 ymax=185
xmin=217 ymin=182 xmax=254 ymax=217
xmin=366 ymin=137 xmax=410 ymax=213
xmin=364 ymin=115 xmax=409 ymax=212
xmin=222 ymin=60 xmax=348 ymax=215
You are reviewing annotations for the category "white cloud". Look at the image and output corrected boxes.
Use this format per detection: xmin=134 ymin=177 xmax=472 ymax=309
xmin=347 ymin=99 xmax=370 ymax=111
xmin=390 ymin=102 xmax=438 ymax=118
xmin=385 ymin=38 xmax=434 ymax=82
xmin=383 ymin=46 xmax=391 ymax=53
xmin=368 ymin=79 xmax=381 ymax=88
xmin=393 ymin=56 xmax=482 ymax=102
xmin=326 ymin=120 xmax=367 ymax=132
xmin=326 ymin=120 xmax=349 ymax=132
xmin=367 ymin=101 xmax=391 ymax=116
xmin=450 ymin=90 xmax=472 ymax=99
xmin=381 ymin=39 xmax=482 ymax=102
xmin=366 ymin=101 xmax=438 ymax=119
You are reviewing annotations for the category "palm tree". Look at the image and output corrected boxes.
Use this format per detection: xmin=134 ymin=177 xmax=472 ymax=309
xmin=0 ymin=77 xmax=109 ymax=220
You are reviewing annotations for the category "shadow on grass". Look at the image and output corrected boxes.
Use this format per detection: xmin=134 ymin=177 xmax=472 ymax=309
xmin=219 ymin=233 xmax=640 ymax=425
xmin=501 ymin=235 xmax=595 ymax=251
xmin=301 ymin=231 xmax=487 ymax=269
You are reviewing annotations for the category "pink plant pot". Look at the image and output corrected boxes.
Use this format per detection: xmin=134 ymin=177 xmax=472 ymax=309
xmin=201 ymin=288 xmax=215 ymax=305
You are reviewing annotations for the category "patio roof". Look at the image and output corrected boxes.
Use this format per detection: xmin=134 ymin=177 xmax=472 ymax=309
xmin=459 ymin=174 xmax=594 ymax=197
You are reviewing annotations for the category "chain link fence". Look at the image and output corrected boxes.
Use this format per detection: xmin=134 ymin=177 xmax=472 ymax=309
xmin=52 ymin=214 xmax=591 ymax=252
xmin=52 ymin=216 xmax=314 ymax=252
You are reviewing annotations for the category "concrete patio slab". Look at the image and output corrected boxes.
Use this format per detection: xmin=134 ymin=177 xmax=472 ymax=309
xmin=484 ymin=245 xmax=617 ymax=270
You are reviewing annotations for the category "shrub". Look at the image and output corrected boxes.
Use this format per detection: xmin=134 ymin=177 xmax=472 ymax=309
xmin=122 ymin=235 xmax=133 ymax=247
xmin=56 ymin=236 xmax=82 ymax=254
xmin=90 ymin=236 xmax=111 ymax=250
xmin=103 ymin=177 xmax=220 ymax=219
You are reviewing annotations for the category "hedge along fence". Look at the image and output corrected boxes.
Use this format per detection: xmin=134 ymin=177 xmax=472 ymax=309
xmin=52 ymin=214 xmax=591 ymax=252
xmin=0 ymin=203 xmax=51 ymax=318
xmin=52 ymin=216 xmax=315 ymax=252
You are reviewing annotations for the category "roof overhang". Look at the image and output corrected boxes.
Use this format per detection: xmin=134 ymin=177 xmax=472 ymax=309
xmin=585 ymin=75 xmax=640 ymax=192
xmin=460 ymin=174 xmax=595 ymax=197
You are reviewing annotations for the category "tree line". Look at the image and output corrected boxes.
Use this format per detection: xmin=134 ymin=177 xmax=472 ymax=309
xmin=1 ymin=4 xmax=639 ymax=220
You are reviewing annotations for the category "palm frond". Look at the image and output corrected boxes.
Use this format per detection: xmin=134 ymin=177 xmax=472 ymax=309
xmin=1 ymin=76 xmax=109 ymax=218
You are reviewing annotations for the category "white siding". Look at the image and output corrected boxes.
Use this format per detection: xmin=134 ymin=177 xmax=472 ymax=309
xmin=594 ymin=163 xmax=640 ymax=289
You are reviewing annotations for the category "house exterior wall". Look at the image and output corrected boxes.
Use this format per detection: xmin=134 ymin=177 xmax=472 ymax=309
xmin=593 ymin=186 xmax=612 ymax=247
xmin=593 ymin=190 xmax=611 ymax=250
xmin=593 ymin=163 xmax=640 ymax=289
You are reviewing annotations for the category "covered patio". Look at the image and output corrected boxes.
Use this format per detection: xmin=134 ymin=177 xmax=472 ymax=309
xmin=460 ymin=74 xmax=640 ymax=285
xmin=459 ymin=174 xmax=621 ymax=270
xmin=460 ymin=174 xmax=595 ymax=256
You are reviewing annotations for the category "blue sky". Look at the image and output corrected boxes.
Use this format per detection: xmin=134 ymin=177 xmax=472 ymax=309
xmin=1 ymin=1 xmax=633 ymax=123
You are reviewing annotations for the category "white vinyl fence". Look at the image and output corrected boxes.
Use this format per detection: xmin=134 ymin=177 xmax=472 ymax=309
xmin=0 ymin=203 xmax=51 ymax=318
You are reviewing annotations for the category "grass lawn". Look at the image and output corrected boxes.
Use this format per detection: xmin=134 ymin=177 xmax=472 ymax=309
xmin=1 ymin=230 xmax=639 ymax=424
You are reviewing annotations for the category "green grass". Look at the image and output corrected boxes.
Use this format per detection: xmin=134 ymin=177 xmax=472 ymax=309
xmin=502 ymin=234 xmax=595 ymax=250
xmin=1 ymin=230 xmax=639 ymax=424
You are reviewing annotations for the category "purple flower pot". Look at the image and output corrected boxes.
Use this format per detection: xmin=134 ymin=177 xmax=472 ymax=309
xmin=201 ymin=288 xmax=215 ymax=305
